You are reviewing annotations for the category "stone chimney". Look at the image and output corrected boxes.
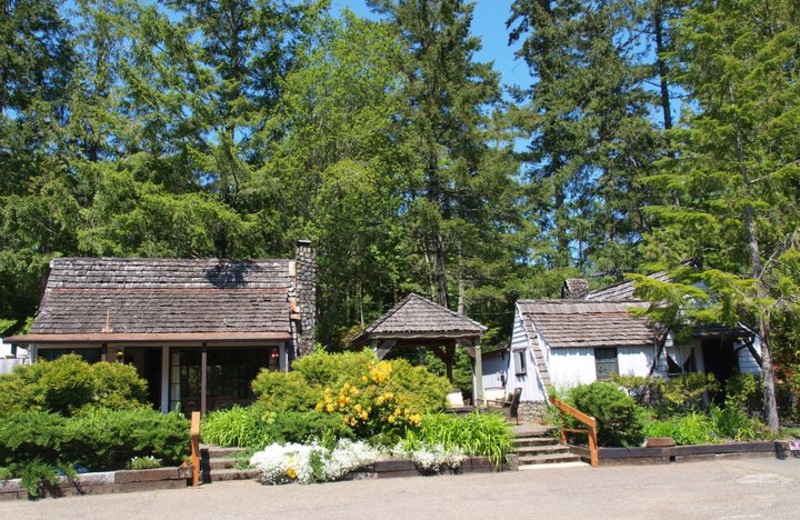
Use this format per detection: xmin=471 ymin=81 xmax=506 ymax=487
xmin=293 ymin=240 xmax=317 ymax=357
xmin=561 ymin=278 xmax=589 ymax=299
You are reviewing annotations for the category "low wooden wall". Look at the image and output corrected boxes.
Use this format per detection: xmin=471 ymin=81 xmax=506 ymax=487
xmin=0 ymin=466 xmax=191 ymax=501
xmin=345 ymin=455 xmax=517 ymax=480
xmin=570 ymin=441 xmax=799 ymax=466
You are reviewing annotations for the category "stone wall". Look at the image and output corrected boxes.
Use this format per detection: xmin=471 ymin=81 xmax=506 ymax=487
xmin=294 ymin=240 xmax=317 ymax=357
xmin=518 ymin=400 xmax=549 ymax=423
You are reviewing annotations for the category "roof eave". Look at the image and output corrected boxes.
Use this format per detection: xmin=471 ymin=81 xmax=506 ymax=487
xmin=6 ymin=331 xmax=293 ymax=345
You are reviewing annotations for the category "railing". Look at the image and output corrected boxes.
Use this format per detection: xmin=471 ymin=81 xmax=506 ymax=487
xmin=190 ymin=411 xmax=201 ymax=487
xmin=548 ymin=395 xmax=598 ymax=468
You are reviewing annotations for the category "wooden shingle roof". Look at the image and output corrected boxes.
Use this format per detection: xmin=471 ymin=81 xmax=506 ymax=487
xmin=354 ymin=293 xmax=487 ymax=343
xmin=585 ymin=271 xmax=671 ymax=301
xmin=15 ymin=258 xmax=295 ymax=343
xmin=518 ymin=300 xmax=654 ymax=349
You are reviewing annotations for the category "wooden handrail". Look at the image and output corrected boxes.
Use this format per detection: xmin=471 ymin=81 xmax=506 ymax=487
xmin=190 ymin=411 xmax=201 ymax=487
xmin=548 ymin=395 xmax=598 ymax=468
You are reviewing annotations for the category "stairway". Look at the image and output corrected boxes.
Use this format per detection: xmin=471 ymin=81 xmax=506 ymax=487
xmin=200 ymin=445 xmax=260 ymax=483
xmin=511 ymin=424 xmax=585 ymax=469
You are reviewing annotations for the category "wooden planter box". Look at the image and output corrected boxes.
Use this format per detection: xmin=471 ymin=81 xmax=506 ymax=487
xmin=344 ymin=455 xmax=516 ymax=480
xmin=0 ymin=466 xmax=192 ymax=501
xmin=569 ymin=440 xmax=798 ymax=466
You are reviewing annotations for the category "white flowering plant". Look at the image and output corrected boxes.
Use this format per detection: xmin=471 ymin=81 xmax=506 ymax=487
xmin=392 ymin=441 xmax=465 ymax=473
xmin=249 ymin=439 xmax=379 ymax=485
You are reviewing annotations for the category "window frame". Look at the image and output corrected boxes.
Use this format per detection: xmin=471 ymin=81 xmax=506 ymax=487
xmin=514 ymin=349 xmax=527 ymax=376
xmin=594 ymin=347 xmax=619 ymax=380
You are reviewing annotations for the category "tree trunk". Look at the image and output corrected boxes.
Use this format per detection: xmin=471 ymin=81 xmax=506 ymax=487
xmin=457 ymin=249 xmax=465 ymax=315
xmin=732 ymin=83 xmax=779 ymax=431
xmin=653 ymin=0 xmax=672 ymax=132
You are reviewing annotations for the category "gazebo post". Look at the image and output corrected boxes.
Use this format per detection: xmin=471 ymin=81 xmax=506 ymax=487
xmin=445 ymin=342 xmax=455 ymax=382
xmin=474 ymin=340 xmax=484 ymax=407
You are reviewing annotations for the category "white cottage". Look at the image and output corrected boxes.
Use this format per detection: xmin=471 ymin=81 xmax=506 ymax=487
xmin=490 ymin=275 xmax=763 ymax=407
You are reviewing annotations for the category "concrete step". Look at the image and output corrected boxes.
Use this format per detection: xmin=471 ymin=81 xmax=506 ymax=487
xmin=514 ymin=445 xmax=572 ymax=457
xmin=511 ymin=424 xmax=558 ymax=438
xmin=512 ymin=437 xmax=557 ymax=447
xmin=201 ymin=446 xmax=245 ymax=459
xmin=518 ymin=452 xmax=582 ymax=465
xmin=207 ymin=458 xmax=238 ymax=470
xmin=518 ymin=461 xmax=589 ymax=471
xmin=209 ymin=468 xmax=260 ymax=482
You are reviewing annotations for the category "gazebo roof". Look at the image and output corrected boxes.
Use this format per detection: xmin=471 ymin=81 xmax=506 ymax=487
xmin=352 ymin=293 xmax=487 ymax=345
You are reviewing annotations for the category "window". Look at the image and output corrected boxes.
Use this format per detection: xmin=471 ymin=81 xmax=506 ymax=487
xmin=667 ymin=348 xmax=697 ymax=376
xmin=515 ymin=350 xmax=527 ymax=375
xmin=37 ymin=348 xmax=102 ymax=363
xmin=595 ymin=348 xmax=618 ymax=380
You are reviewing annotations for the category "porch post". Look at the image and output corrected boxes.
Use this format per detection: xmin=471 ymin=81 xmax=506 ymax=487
xmin=160 ymin=346 xmax=170 ymax=413
xmin=279 ymin=343 xmax=287 ymax=372
xmin=474 ymin=340 xmax=484 ymax=407
xmin=200 ymin=343 xmax=208 ymax=416
xmin=100 ymin=343 xmax=108 ymax=362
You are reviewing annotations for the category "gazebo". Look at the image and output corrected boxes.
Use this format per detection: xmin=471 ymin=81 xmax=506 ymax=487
xmin=351 ymin=293 xmax=488 ymax=405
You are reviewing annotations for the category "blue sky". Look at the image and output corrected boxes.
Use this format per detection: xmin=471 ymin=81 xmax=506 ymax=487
xmin=331 ymin=1 xmax=529 ymax=92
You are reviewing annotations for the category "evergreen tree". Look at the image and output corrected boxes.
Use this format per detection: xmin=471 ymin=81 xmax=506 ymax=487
xmin=508 ymin=0 xmax=663 ymax=275
xmin=639 ymin=0 xmax=800 ymax=430
xmin=368 ymin=0 xmax=521 ymax=321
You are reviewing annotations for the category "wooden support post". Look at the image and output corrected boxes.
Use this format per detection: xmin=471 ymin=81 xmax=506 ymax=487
xmin=445 ymin=342 xmax=455 ymax=383
xmin=549 ymin=395 xmax=599 ymax=468
xmin=161 ymin=346 xmax=170 ymax=413
xmin=474 ymin=341 xmax=484 ymax=407
xmin=100 ymin=343 xmax=108 ymax=362
xmin=190 ymin=411 xmax=201 ymax=487
xmin=200 ymin=343 xmax=208 ymax=416
xmin=588 ymin=422 xmax=599 ymax=469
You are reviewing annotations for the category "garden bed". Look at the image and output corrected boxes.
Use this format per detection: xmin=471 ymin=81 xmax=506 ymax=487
xmin=0 ymin=465 xmax=192 ymax=501
xmin=569 ymin=441 xmax=799 ymax=466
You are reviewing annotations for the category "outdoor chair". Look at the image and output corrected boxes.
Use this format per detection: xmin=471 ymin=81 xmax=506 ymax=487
xmin=486 ymin=387 xmax=522 ymax=424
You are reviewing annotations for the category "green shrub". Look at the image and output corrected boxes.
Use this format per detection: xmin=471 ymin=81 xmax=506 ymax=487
xmin=127 ymin=456 xmax=162 ymax=470
xmin=267 ymin=411 xmax=355 ymax=446
xmin=567 ymin=381 xmax=646 ymax=447
xmin=644 ymin=413 xmax=714 ymax=445
xmin=88 ymin=362 xmax=149 ymax=411
xmin=613 ymin=373 xmax=720 ymax=417
xmin=67 ymin=407 xmax=189 ymax=468
xmin=724 ymin=372 xmax=762 ymax=415
xmin=709 ymin=404 xmax=760 ymax=441
xmin=384 ymin=358 xmax=450 ymax=412
xmin=0 ymin=408 xmax=189 ymax=474
xmin=291 ymin=350 xmax=376 ymax=388
xmin=202 ymin=405 xmax=274 ymax=449
xmin=251 ymin=352 xmax=449 ymax=444
xmin=251 ymin=371 xmax=318 ymax=413
xmin=404 ymin=412 xmax=513 ymax=466
xmin=0 ymin=355 xmax=149 ymax=417
xmin=17 ymin=458 xmax=61 ymax=498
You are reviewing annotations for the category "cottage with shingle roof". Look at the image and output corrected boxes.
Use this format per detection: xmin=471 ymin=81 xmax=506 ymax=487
xmin=8 ymin=240 xmax=316 ymax=416
xmin=486 ymin=270 xmax=763 ymax=413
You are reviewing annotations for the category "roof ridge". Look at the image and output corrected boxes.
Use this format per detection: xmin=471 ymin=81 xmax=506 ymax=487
xmin=52 ymin=257 xmax=290 ymax=263
xmin=362 ymin=292 xmax=488 ymax=335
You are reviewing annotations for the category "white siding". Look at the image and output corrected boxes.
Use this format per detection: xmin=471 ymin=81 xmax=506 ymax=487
xmin=549 ymin=348 xmax=597 ymax=389
xmin=737 ymin=337 xmax=763 ymax=375
xmin=617 ymin=346 xmax=654 ymax=377
xmin=481 ymin=351 xmax=508 ymax=394
xmin=504 ymin=309 xmax=547 ymax=402
xmin=548 ymin=346 xmax=653 ymax=391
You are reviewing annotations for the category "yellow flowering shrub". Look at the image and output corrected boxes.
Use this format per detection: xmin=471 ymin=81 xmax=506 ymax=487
xmin=254 ymin=351 xmax=449 ymax=443
xmin=314 ymin=359 xmax=435 ymax=439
